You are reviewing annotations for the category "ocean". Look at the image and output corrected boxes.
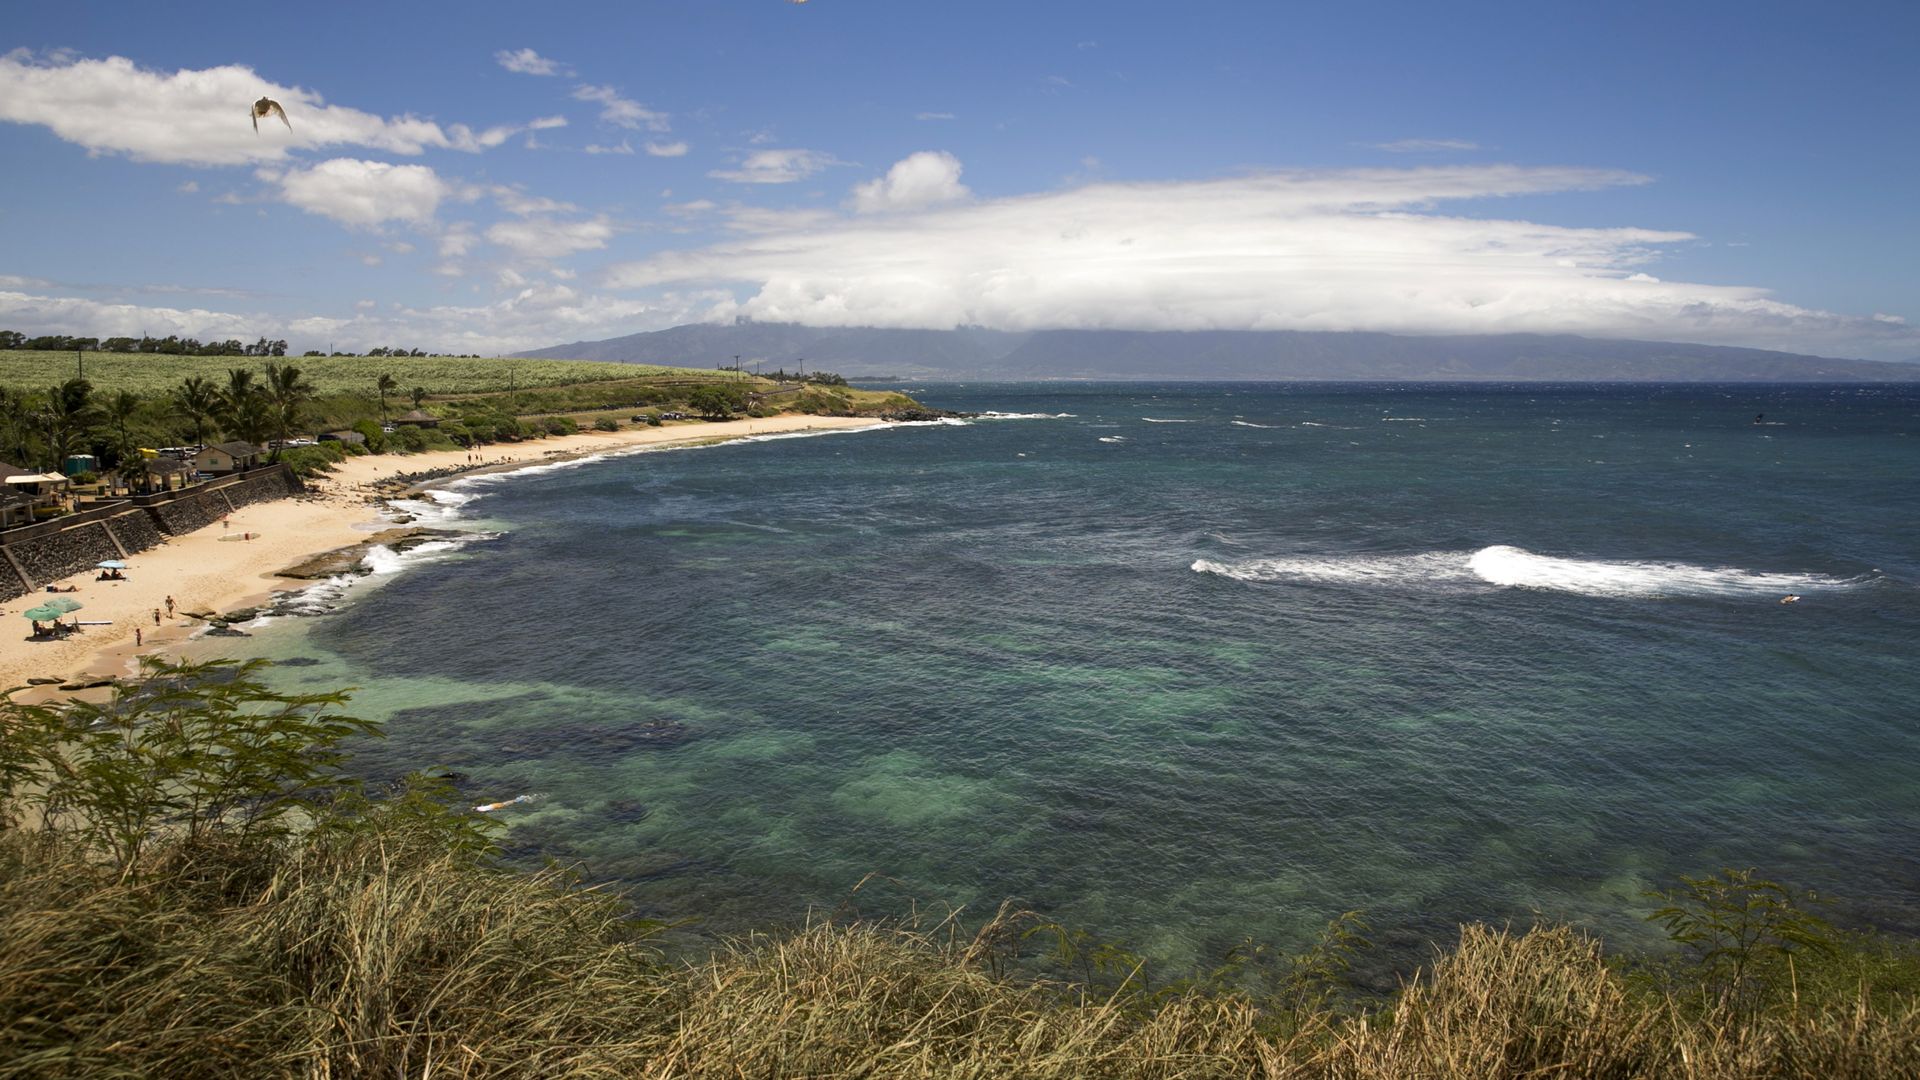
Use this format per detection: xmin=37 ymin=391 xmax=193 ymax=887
xmin=228 ymin=382 xmax=1920 ymax=973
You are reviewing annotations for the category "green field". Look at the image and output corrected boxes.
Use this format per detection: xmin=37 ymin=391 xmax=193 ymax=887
xmin=0 ymin=351 xmax=740 ymax=397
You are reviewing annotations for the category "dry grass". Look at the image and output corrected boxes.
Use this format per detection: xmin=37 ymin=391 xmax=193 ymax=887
xmin=3 ymin=824 xmax=1917 ymax=1078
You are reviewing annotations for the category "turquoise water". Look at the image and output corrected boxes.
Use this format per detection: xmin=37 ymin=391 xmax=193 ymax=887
xmin=236 ymin=382 xmax=1920 ymax=971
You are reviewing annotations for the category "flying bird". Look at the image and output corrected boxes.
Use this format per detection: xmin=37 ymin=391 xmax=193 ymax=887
xmin=251 ymin=96 xmax=291 ymax=133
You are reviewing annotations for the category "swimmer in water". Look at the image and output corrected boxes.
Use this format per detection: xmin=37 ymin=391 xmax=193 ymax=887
xmin=1780 ymin=594 xmax=1801 ymax=604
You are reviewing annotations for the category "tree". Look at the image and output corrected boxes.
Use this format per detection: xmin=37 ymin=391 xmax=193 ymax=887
xmin=173 ymin=376 xmax=218 ymax=448
xmin=410 ymin=386 xmax=427 ymax=410
xmin=686 ymin=384 xmax=746 ymax=420
xmin=35 ymin=377 xmax=95 ymax=470
xmin=264 ymin=362 xmax=315 ymax=455
xmin=99 ymin=390 xmax=144 ymax=487
xmin=376 ymin=373 xmax=397 ymax=424
xmin=216 ymin=369 xmax=272 ymax=448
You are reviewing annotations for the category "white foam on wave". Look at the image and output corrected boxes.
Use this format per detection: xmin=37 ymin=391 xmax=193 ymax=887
xmin=978 ymin=411 xmax=1076 ymax=420
xmin=1141 ymin=417 xmax=1194 ymax=423
xmin=1192 ymin=552 xmax=1473 ymax=585
xmin=1098 ymin=436 xmax=1127 ymax=444
xmin=1465 ymin=545 xmax=1865 ymax=598
xmin=1230 ymin=420 xmax=1279 ymax=429
xmin=1194 ymin=545 xmax=1872 ymax=600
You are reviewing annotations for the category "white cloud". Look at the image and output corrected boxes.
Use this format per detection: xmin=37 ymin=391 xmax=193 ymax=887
xmin=646 ymin=140 xmax=689 ymax=157
xmin=0 ymin=274 xmax=52 ymax=288
xmin=494 ymin=48 xmax=571 ymax=77
xmin=585 ymin=140 xmax=635 ymax=156
xmin=437 ymin=222 xmax=478 ymax=258
xmin=1372 ymin=138 xmax=1482 ymax=153
xmin=483 ymin=216 xmax=615 ymax=259
xmin=572 ymin=84 xmax=670 ymax=131
xmin=851 ymin=151 xmax=970 ymax=213
xmin=528 ymin=115 xmax=569 ymax=130
xmin=709 ymin=148 xmax=843 ymax=184
xmin=915 ymin=111 xmax=955 ymax=121
xmin=0 ymin=285 xmax=728 ymax=355
xmin=491 ymin=187 xmax=580 ymax=216
xmin=601 ymin=164 xmax=1920 ymax=357
xmin=177 ymin=180 xmax=199 ymax=194
xmin=276 ymin=158 xmax=448 ymax=228
xmin=665 ymin=199 xmax=717 ymax=216
xmin=0 ymin=50 xmax=545 ymax=166
xmin=360 ymin=254 xmax=383 ymax=267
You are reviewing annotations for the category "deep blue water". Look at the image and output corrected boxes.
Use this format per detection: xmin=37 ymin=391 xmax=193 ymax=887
xmin=241 ymin=382 xmax=1920 ymax=971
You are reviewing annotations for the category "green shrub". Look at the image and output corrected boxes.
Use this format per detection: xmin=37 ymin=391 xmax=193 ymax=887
xmin=593 ymin=416 xmax=619 ymax=432
xmin=279 ymin=444 xmax=344 ymax=477
xmin=390 ymin=425 xmax=431 ymax=453
xmin=350 ymin=418 xmax=386 ymax=453
xmin=540 ymin=416 xmax=578 ymax=436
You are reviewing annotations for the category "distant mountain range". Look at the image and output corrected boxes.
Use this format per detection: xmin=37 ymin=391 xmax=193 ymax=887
xmin=515 ymin=323 xmax=1920 ymax=382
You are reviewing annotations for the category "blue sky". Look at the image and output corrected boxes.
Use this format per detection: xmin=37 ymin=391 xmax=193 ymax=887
xmin=2 ymin=0 xmax=1915 ymax=361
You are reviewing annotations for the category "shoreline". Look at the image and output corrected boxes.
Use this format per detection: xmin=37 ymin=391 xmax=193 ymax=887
xmin=1 ymin=414 xmax=886 ymax=700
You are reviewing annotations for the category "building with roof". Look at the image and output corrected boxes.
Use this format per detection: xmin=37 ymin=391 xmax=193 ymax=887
xmin=391 ymin=409 xmax=440 ymax=428
xmin=192 ymin=442 xmax=263 ymax=475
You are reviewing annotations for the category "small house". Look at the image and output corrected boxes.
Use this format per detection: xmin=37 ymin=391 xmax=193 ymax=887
xmin=193 ymin=441 xmax=263 ymax=475
xmin=319 ymin=429 xmax=367 ymax=446
xmin=392 ymin=409 xmax=440 ymax=429
xmin=139 ymin=456 xmax=192 ymax=495
xmin=2 ymin=460 xmax=73 ymax=515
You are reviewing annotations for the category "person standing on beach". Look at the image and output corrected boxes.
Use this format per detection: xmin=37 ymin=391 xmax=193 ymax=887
xmin=135 ymin=627 xmax=142 ymax=646
xmin=153 ymin=608 xmax=161 ymax=626
xmin=165 ymin=595 xmax=175 ymax=617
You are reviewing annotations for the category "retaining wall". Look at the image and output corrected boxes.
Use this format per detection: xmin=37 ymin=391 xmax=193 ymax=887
xmin=0 ymin=465 xmax=302 ymax=600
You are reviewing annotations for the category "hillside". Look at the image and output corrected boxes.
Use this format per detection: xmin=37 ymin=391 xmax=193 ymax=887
xmin=516 ymin=323 xmax=1920 ymax=382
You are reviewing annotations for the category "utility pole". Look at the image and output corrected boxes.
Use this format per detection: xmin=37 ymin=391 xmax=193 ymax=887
xmin=798 ymin=357 xmax=805 ymax=380
xmin=76 ymin=347 xmax=84 ymax=382
xmin=733 ymin=354 xmax=741 ymax=377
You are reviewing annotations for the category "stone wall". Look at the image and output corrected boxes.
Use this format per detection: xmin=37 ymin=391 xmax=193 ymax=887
xmin=148 ymin=490 xmax=229 ymax=536
xmin=107 ymin=509 xmax=167 ymax=555
xmin=0 ymin=466 xmax=303 ymax=595
xmin=8 ymin=521 xmax=121 ymax=589
xmin=221 ymin=468 xmax=298 ymax=509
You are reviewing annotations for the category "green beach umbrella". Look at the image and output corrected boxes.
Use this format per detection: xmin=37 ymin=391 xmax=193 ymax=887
xmin=45 ymin=597 xmax=83 ymax=613
xmin=23 ymin=603 xmax=75 ymax=620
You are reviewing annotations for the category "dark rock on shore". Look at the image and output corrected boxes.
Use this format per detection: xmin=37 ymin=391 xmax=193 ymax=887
xmin=879 ymin=407 xmax=976 ymax=422
xmin=274 ymin=527 xmax=459 ymax=579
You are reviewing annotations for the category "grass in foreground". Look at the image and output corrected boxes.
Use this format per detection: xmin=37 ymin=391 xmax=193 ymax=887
xmin=2 ymin=661 xmax=1917 ymax=1078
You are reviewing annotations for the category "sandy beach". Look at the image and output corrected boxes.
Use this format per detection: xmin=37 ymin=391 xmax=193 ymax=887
xmin=1 ymin=414 xmax=884 ymax=697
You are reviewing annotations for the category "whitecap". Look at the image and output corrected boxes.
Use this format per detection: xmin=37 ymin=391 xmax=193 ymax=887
xmin=1465 ymin=545 xmax=1866 ymax=599
xmin=1141 ymin=417 xmax=1194 ymax=423
xmin=1194 ymin=546 xmax=1872 ymax=601
xmin=978 ymin=411 xmax=1076 ymax=420
xmin=1230 ymin=420 xmax=1279 ymax=429
xmin=1098 ymin=436 xmax=1127 ymax=444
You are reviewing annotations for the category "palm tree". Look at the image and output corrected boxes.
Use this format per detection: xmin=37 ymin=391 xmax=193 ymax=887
xmin=173 ymin=376 xmax=218 ymax=448
xmin=410 ymin=386 xmax=428 ymax=410
xmin=376 ymin=373 xmax=397 ymax=424
xmin=215 ymin=369 xmax=272 ymax=449
xmin=36 ymin=377 xmax=95 ymax=471
xmin=263 ymin=362 xmax=315 ymax=458
xmin=100 ymin=390 xmax=143 ymax=491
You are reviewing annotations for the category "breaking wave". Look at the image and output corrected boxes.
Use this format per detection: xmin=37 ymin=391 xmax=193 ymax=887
xmin=1194 ymin=545 xmax=1874 ymax=600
